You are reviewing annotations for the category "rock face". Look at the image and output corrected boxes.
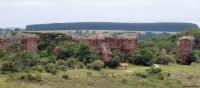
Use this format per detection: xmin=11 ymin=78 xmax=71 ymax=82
xmin=0 ymin=33 xmax=39 ymax=52
xmin=21 ymin=34 xmax=39 ymax=52
xmin=0 ymin=38 xmax=9 ymax=51
xmin=178 ymin=36 xmax=195 ymax=64
xmin=100 ymin=43 xmax=112 ymax=63
xmin=72 ymin=34 xmax=137 ymax=63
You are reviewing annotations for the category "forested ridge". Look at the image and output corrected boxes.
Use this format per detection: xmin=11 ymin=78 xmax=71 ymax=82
xmin=26 ymin=22 xmax=199 ymax=32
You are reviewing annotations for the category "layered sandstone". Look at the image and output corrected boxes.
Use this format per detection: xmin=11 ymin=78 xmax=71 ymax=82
xmin=21 ymin=34 xmax=39 ymax=52
xmin=72 ymin=33 xmax=137 ymax=63
xmin=0 ymin=33 xmax=39 ymax=52
xmin=178 ymin=36 xmax=195 ymax=64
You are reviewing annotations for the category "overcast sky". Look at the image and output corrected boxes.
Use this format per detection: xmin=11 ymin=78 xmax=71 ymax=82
xmin=0 ymin=0 xmax=199 ymax=28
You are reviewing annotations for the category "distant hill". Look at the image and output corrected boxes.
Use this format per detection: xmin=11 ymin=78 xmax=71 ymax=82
xmin=26 ymin=22 xmax=199 ymax=32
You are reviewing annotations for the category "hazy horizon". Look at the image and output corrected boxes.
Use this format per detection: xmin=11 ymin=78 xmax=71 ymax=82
xmin=0 ymin=0 xmax=199 ymax=28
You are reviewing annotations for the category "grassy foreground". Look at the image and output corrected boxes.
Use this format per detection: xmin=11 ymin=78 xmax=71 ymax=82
xmin=0 ymin=64 xmax=200 ymax=88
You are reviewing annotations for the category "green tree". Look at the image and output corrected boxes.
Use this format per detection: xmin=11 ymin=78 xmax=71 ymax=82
xmin=57 ymin=42 xmax=79 ymax=59
xmin=3 ymin=51 xmax=40 ymax=72
xmin=108 ymin=59 xmax=119 ymax=68
xmin=128 ymin=49 xmax=155 ymax=66
xmin=188 ymin=49 xmax=200 ymax=64
xmin=155 ymin=53 xmax=176 ymax=65
xmin=0 ymin=49 xmax=6 ymax=59
xmin=111 ymin=48 xmax=124 ymax=62
xmin=78 ymin=43 xmax=96 ymax=64
xmin=91 ymin=60 xmax=104 ymax=71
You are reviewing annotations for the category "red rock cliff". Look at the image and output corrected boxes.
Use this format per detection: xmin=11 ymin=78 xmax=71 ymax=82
xmin=178 ymin=36 xmax=195 ymax=64
xmin=72 ymin=34 xmax=137 ymax=63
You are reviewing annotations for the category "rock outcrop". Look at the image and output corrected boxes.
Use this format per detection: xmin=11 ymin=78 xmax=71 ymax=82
xmin=178 ymin=36 xmax=195 ymax=64
xmin=0 ymin=33 xmax=39 ymax=52
xmin=21 ymin=34 xmax=39 ymax=52
xmin=72 ymin=33 xmax=137 ymax=63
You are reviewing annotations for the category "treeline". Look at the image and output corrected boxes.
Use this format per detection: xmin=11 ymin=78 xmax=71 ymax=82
xmin=137 ymin=32 xmax=171 ymax=40
xmin=26 ymin=22 xmax=199 ymax=32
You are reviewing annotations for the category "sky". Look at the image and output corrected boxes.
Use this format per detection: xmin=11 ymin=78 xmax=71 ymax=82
xmin=0 ymin=0 xmax=199 ymax=28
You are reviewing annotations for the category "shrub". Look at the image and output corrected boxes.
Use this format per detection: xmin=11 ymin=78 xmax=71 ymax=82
xmin=146 ymin=67 xmax=162 ymax=75
xmin=66 ymin=58 xmax=78 ymax=68
xmin=75 ymin=62 xmax=85 ymax=69
xmin=62 ymin=74 xmax=69 ymax=80
xmin=145 ymin=67 xmax=170 ymax=80
xmin=1 ymin=61 xmax=18 ymax=73
xmin=86 ymin=64 xmax=92 ymax=69
xmin=157 ymin=72 xmax=171 ymax=80
xmin=108 ymin=59 xmax=119 ymax=68
xmin=91 ymin=60 xmax=104 ymax=71
xmin=1 ymin=51 xmax=40 ymax=72
xmin=128 ymin=49 xmax=155 ymax=66
xmin=20 ymin=73 xmax=42 ymax=82
xmin=188 ymin=49 xmax=200 ymax=64
xmin=39 ymin=57 xmax=50 ymax=65
xmin=0 ymin=49 xmax=6 ymax=59
xmin=135 ymin=67 xmax=170 ymax=80
xmin=135 ymin=72 xmax=149 ymax=78
xmin=78 ymin=43 xmax=96 ymax=64
xmin=7 ymin=73 xmax=17 ymax=81
xmin=45 ymin=63 xmax=58 ymax=75
xmin=111 ymin=48 xmax=124 ymax=62
xmin=155 ymin=53 xmax=176 ymax=65
xmin=33 ymin=65 xmax=45 ymax=72
xmin=60 ymin=65 xmax=68 ymax=71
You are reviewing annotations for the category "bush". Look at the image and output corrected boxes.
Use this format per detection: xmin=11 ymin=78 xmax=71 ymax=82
xmin=39 ymin=57 xmax=50 ymax=65
xmin=157 ymin=72 xmax=171 ymax=80
xmin=75 ymin=62 xmax=85 ymax=69
xmin=20 ymin=73 xmax=42 ymax=82
xmin=62 ymin=74 xmax=69 ymax=80
xmin=91 ymin=60 xmax=104 ymax=71
xmin=146 ymin=67 xmax=162 ymax=75
xmin=1 ymin=61 xmax=18 ymax=73
xmin=60 ymin=65 xmax=68 ymax=71
xmin=86 ymin=64 xmax=92 ymax=69
xmin=45 ymin=63 xmax=58 ymax=75
xmin=66 ymin=58 xmax=78 ymax=69
xmin=188 ymin=49 xmax=200 ymax=64
xmin=155 ymin=53 xmax=176 ymax=65
xmin=108 ymin=59 xmax=119 ymax=68
xmin=135 ymin=72 xmax=149 ymax=78
xmin=33 ymin=65 xmax=45 ymax=72
xmin=128 ymin=49 xmax=155 ymax=66
xmin=135 ymin=67 xmax=170 ymax=80
xmin=0 ymin=49 xmax=6 ymax=59
xmin=78 ymin=43 xmax=96 ymax=64
xmin=1 ymin=51 xmax=40 ymax=73
xmin=111 ymin=48 xmax=124 ymax=62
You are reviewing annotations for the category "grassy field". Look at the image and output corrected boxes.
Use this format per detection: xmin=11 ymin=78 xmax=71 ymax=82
xmin=0 ymin=64 xmax=200 ymax=88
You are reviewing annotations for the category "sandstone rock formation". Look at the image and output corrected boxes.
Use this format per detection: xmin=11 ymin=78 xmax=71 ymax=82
xmin=100 ymin=43 xmax=112 ymax=63
xmin=21 ymin=34 xmax=39 ymax=52
xmin=178 ymin=36 xmax=195 ymax=64
xmin=0 ymin=33 xmax=39 ymax=52
xmin=0 ymin=38 xmax=8 ymax=51
xmin=72 ymin=33 xmax=137 ymax=63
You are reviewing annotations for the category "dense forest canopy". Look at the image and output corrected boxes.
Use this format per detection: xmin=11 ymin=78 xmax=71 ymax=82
xmin=26 ymin=22 xmax=199 ymax=32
